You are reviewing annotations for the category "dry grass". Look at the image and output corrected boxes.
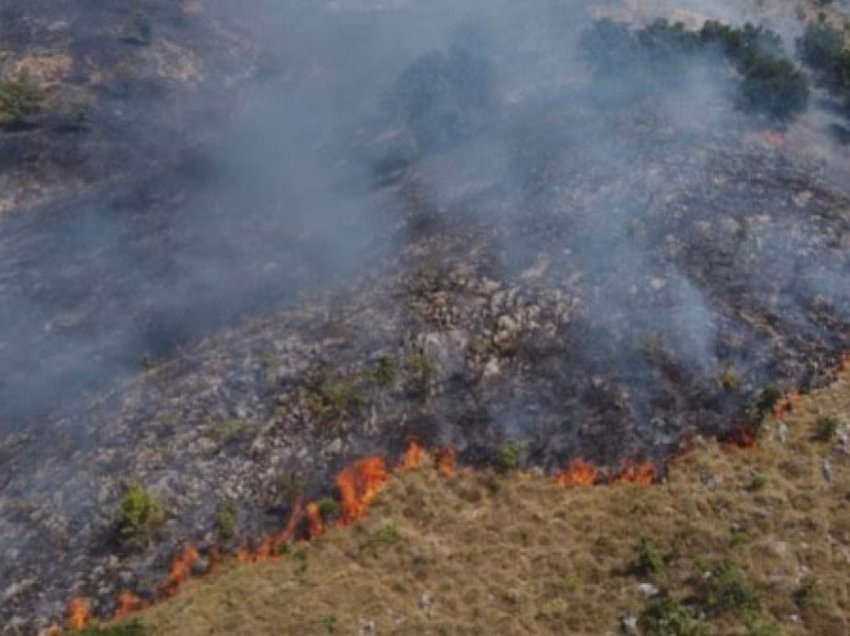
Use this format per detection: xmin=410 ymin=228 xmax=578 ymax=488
xmin=116 ymin=376 xmax=850 ymax=635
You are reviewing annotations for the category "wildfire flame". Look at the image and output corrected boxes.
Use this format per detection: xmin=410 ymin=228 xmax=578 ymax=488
xmin=335 ymin=457 xmax=389 ymax=525
xmin=611 ymin=460 xmax=655 ymax=485
xmin=165 ymin=543 xmax=198 ymax=595
xmin=399 ymin=439 xmax=424 ymax=470
xmin=66 ymin=597 xmax=89 ymax=630
xmin=553 ymin=458 xmax=599 ymax=486
xmin=114 ymin=591 xmax=141 ymax=620
xmin=306 ymin=501 xmax=323 ymax=539
xmin=434 ymin=446 xmax=456 ymax=476
xmin=238 ymin=495 xmax=304 ymax=563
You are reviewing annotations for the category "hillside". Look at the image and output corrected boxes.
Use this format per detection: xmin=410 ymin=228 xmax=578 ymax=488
xmin=3 ymin=0 xmax=850 ymax=632
xmin=84 ymin=368 xmax=850 ymax=636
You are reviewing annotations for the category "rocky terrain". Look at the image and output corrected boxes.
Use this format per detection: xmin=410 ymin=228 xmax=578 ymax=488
xmin=1 ymin=0 xmax=850 ymax=632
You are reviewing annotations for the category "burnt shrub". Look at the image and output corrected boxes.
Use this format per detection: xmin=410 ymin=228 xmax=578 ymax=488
xmin=391 ymin=45 xmax=496 ymax=152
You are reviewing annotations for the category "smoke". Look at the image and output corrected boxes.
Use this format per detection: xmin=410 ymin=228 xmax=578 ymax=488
xmin=0 ymin=0 xmax=838 ymax=429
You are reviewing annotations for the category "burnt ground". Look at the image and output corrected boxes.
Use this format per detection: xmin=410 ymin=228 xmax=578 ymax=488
xmin=2 ymin=0 xmax=850 ymax=632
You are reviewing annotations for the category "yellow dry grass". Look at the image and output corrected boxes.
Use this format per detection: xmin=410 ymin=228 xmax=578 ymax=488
xmin=118 ymin=376 xmax=850 ymax=636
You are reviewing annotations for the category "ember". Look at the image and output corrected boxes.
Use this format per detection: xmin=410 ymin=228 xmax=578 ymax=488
xmin=434 ymin=446 xmax=456 ymax=477
xmin=306 ymin=501 xmax=323 ymax=538
xmin=399 ymin=439 xmax=424 ymax=470
xmin=114 ymin=590 xmax=142 ymax=619
xmin=553 ymin=458 xmax=599 ymax=486
xmin=611 ymin=460 xmax=655 ymax=485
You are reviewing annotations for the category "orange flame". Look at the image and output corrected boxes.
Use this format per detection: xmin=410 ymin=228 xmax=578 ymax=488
xmin=335 ymin=457 xmax=389 ymax=525
xmin=553 ymin=458 xmax=599 ymax=486
xmin=113 ymin=591 xmax=141 ymax=620
xmin=399 ymin=439 xmax=424 ymax=470
xmin=306 ymin=501 xmax=323 ymax=539
xmin=612 ymin=460 xmax=655 ymax=485
xmin=165 ymin=543 xmax=198 ymax=595
xmin=237 ymin=496 xmax=304 ymax=562
xmin=66 ymin=597 xmax=89 ymax=630
xmin=434 ymin=446 xmax=456 ymax=476
xmin=236 ymin=542 xmax=252 ymax=564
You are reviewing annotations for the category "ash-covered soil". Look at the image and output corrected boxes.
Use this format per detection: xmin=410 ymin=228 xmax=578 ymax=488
xmin=1 ymin=0 xmax=850 ymax=631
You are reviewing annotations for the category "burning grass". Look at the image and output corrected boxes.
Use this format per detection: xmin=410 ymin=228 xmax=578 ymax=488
xmin=67 ymin=372 xmax=850 ymax=635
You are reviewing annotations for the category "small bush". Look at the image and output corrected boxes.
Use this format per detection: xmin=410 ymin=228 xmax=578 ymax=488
xmin=123 ymin=11 xmax=153 ymax=45
xmin=698 ymin=559 xmax=758 ymax=616
xmin=316 ymin=497 xmax=340 ymax=522
xmin=118 ymin=482 xmax=164 ymax=542
xmin=637 ymin=537 xmax=665 ymax=576
xmin=638 ymin=596 xmax=708 ymax=636
xmin=797 ymin=21 xmax=845 ymax=71
xmin=214 ymin=501 xmax=236 ymax=542
xmin=745 ymin=385 xmax=783 ymax=433
xmin=495 ymin=442 xmax=521 ymax=473
xmin=306 ymin=376 xmax=364 ymax=421
xmin=0 ymin=76 xmax=45 ymax=125
xmin=814 ymin=416 xmax=839 ymax=442
xmin=717 ymin=363 xmax=741 ymax=392
xmin=737 ymin=54 xmax=810 ymax=122
xmin=391 ymin=45 xmax=496 ymax=151
xmin=362 ymin=355 xmax=397 ymax=387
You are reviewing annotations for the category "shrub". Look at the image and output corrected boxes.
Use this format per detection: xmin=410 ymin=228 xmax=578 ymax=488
xmin=737 ymin=54 xmax=809 ymax=122
xmin=0 ymin=76 xmax=45 ymax=125
xmin=717 ymin=363 xmax=741 ymax=392
xmin=698 ymin=559 xmax=758 ymax=615
xmin=796 ymin=21 xmax=845 ymax=71
xmin=362 ymin=355 xmax=397 ymax=387
xmin=638 ymin=596 xmax=708 ymax=636
xmin=316 ymin=497 xmax=340 ymax=522
xmin=814 ymin=416 xmax=839 ymax=442
xmin=495 ymin=442 xmax=521 ymax=473
xmin=637 ymin=537 xmax=665 ymax=576
xmin=745 ymin=385 xmax=783 ymax=433
xmin=391 ymin=44 xmax=496 ymax=151
xmin=581 ymin=19 xmax=810 ymax=122
xmin=306 ymin=376 xmax=364 ymax=421
xmin=214 ymin=501 xmax=236 ymax=542
xmin=117 ymin=482 xmax=164 ymax=542
xmin=123 ymin=11 xmax=153 ymax=45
